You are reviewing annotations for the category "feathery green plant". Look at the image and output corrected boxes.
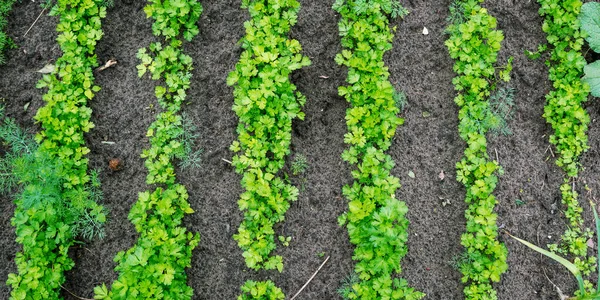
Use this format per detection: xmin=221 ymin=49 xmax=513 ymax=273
xmin=0 ymin=0 xmax=17 ymax=65
xmin=6 ymin=1 xmax=107 ymax=298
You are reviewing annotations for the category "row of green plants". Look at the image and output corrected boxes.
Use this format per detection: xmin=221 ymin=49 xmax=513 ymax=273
xmin=333 ymin=1 xmax=424 ymax=299
xmin=93 ymin=0 xmax=203 ymax=299
xmin=226 ymin=0 xmax=311 ymax=298
xmin=0 ymin=0 xmax=16 ymax=65
xmin=513 ymin=3 xmax=600 ymax=298
xmin=509 ymin=0 xmax=599 ymax=298
xmin=537 ymin=0 xmax=597 ymax=283
xmin=5 ymin=1 xmax=108 ymax=299
xmin=445 ymin=0 xmax=511 ymax=299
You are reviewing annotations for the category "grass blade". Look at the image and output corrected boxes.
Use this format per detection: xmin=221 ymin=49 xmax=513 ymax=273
xmin=509 ymin=233 xmax=585 ymax=294
xmin=591 ymin=200 xmax=600 ymax=293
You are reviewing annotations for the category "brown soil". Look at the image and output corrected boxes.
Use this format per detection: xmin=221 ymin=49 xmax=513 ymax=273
xmin=1 ymin=0 xmax=599 ymax=299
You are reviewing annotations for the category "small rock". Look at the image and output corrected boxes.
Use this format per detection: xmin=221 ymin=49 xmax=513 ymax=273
xmin=423 ymin=27 xmax=429 ymax=35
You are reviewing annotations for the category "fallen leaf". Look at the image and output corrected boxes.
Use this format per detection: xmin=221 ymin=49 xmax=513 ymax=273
xmin=422 ymin=111 xmax=431 ymax=118
xmin=109 ymin=158 xmax=123 ymax=171
xmin=37 ymin=64 xmax=55 ymax=74
xmin=408 ymin=170 xmax=415 ymax=178
xmin=23 ymin=102 xmax=30 ymax=111
xmin=588 ymin=239 xmax=595 ymax=248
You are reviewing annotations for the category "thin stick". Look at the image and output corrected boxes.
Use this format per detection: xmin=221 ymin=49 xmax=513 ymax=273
xmin=535 ymin=225 xmax=568 ymax=300
xmin=24 ymin=8 xmax=46 ymax=37
xmin=290 ymin=256 xmax=330 ymax=300
xmin=60 ymin=284 xmax=94 ymax=300
xmin=221 ymin=158 xmax=232 ymax=164
xmin=542 ymin=267 xmax=569 ymax=300
xmin=494 ymin=148 xmax=499 ymax=163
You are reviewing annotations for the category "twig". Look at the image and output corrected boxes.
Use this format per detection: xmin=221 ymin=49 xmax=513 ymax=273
xmin=289 ymin=256 xmax=330 ymax=300
xmin=494 ymin=148 xmax=499 ymax=163
xmin=95 ymin=59 xmax=118 ymax=72
xmin=536 ymin=225 xmax=569 ymax=300
xmin=24 ymin=8 xmax=47 ymax=37
xmin=542 ymin=267 xmax=569 ymax=300
xmin=221 ymin=158 xmax=232 ymax=164
xmin=60 ymin=284 xmax=94 ymax=300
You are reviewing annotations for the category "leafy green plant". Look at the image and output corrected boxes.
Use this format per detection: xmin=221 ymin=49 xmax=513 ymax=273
xmin=445 ymin=0 xmax=512 ymax=298
xmin=580 ymin=2 xmax=600 ymax=97
xmin=510 ymin=201 xmax=600 ymax=299
xmin=538 ymin=0 xmax=596 ymax=278
xmin=333 ymin=0 xmax=424 ymax=299
xmin=524 ymin=44 xmax=547 ymax=60
xmin=93 ymin=0 xmax=202 ymax=299
xmin=0 ymin=0 xmax=17 ymax=65
xmin=227 ymin=0 xmax=310 ymax=297
xmin=238 ymin=280 xmax=284 ymax=300
xmin=6 ymin=1 xmax=107 ymax=298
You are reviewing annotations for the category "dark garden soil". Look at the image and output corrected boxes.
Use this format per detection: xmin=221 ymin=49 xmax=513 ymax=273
xmin=1 ymin=0 xmax=599 ymax=299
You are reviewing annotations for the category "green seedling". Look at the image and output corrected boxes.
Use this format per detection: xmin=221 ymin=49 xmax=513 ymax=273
xmin=291 ymin=154 xmax=309 ymax=176
xmin=278 ymin=235 xmax=291 ymax=247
